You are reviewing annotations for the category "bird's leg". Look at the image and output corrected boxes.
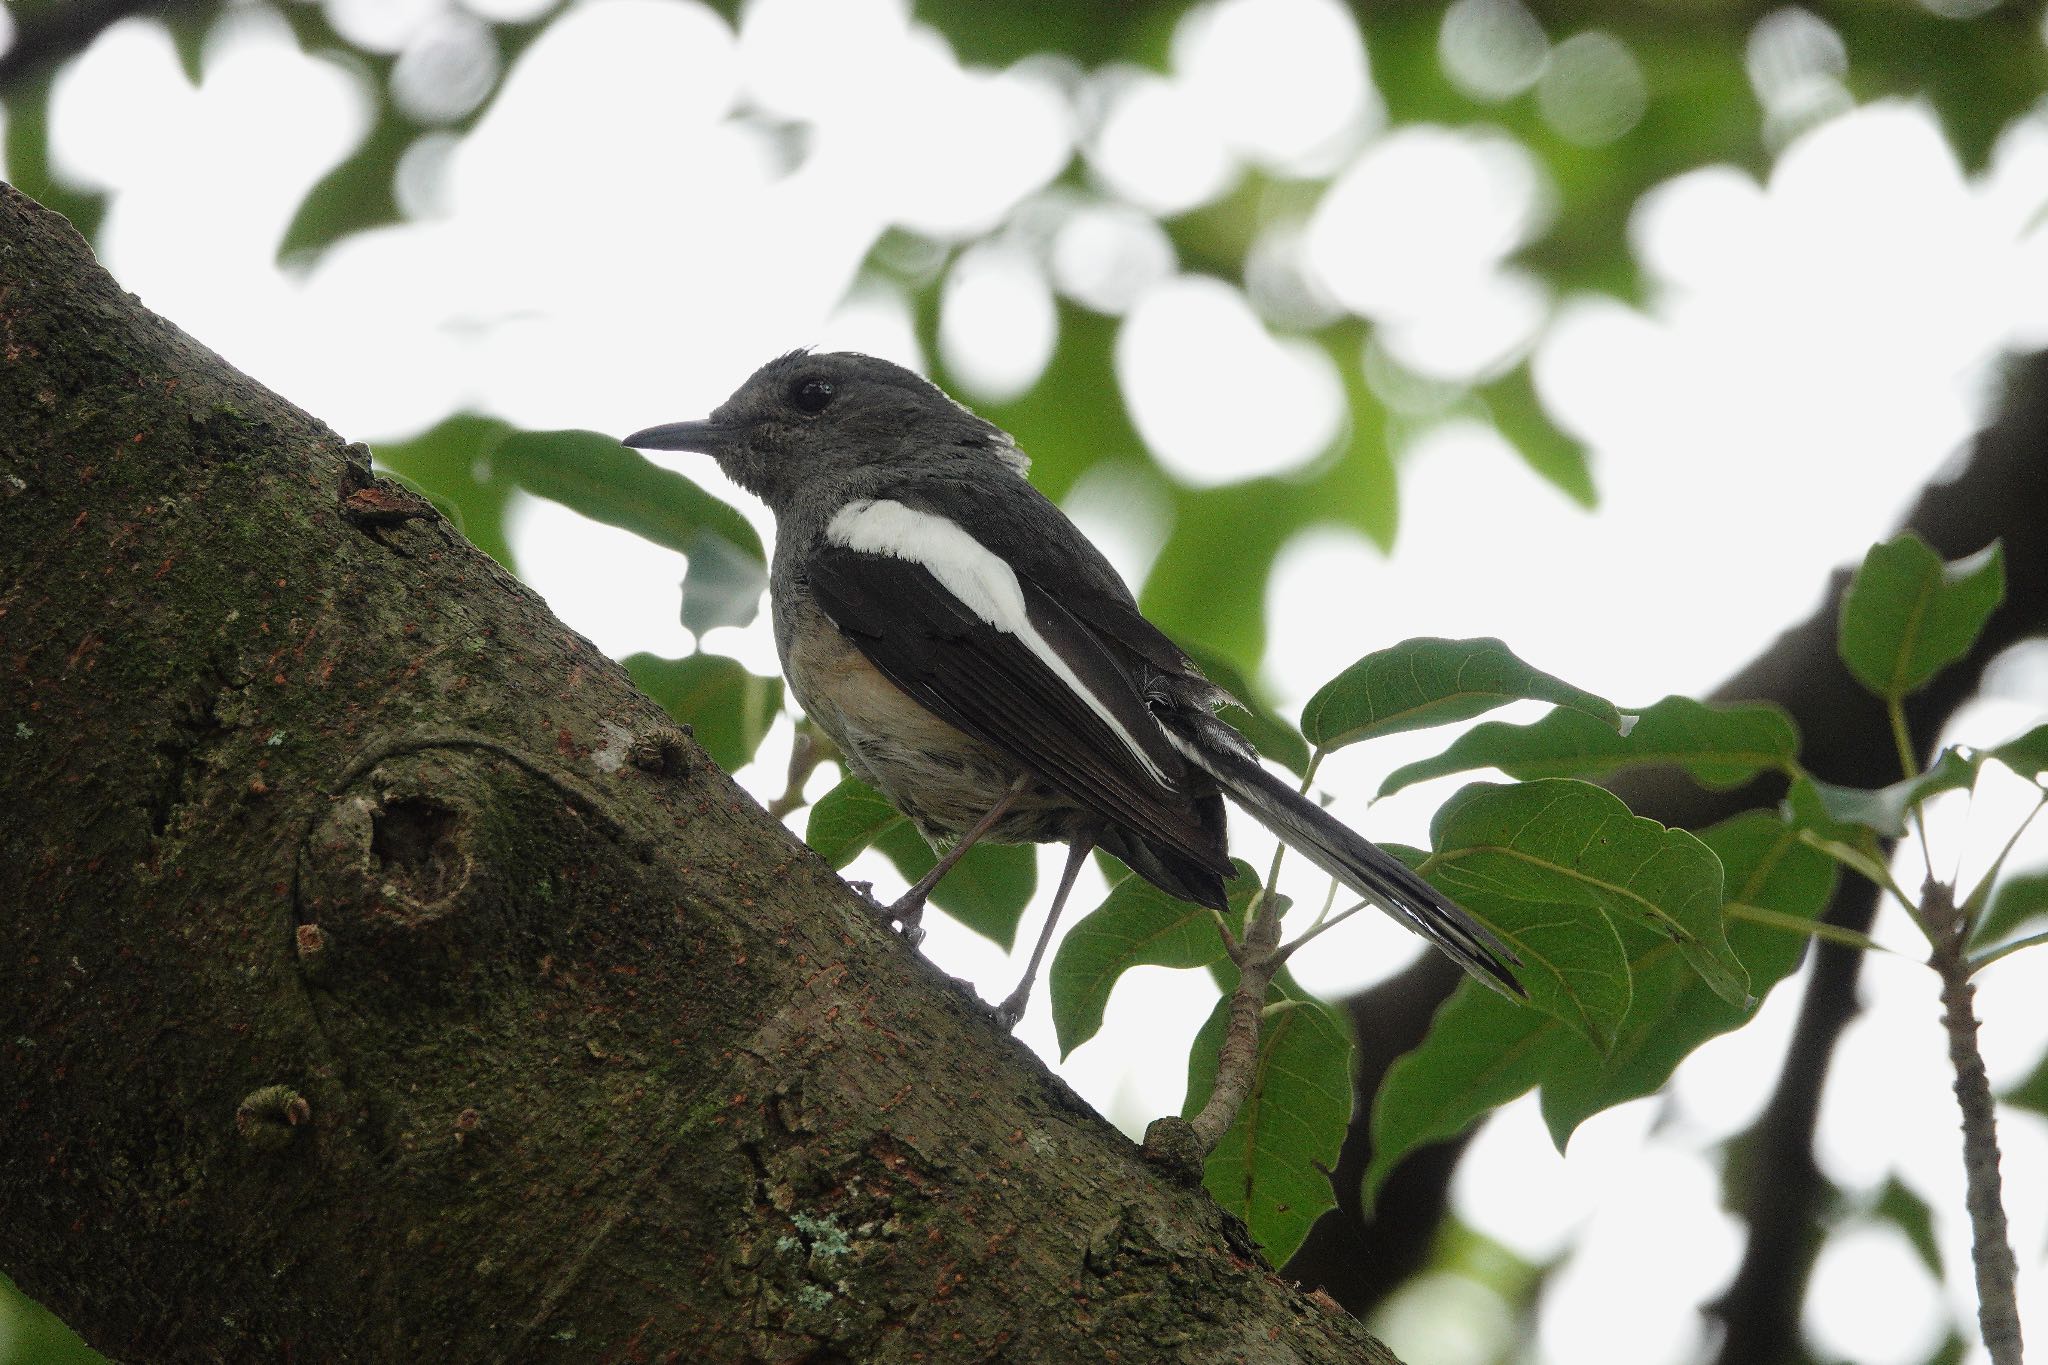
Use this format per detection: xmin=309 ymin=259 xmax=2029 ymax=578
xmin=994 ymin=824 xmax=1099 ymax=1031
xmin=887 ymin=773 xmax=1032 ymax=945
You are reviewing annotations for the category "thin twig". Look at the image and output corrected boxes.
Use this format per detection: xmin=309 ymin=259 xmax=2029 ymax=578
xmin=1185 ymin=889 xmax=1286 ymax=1156
xmin=1278 ymin=897 xmax=1370 ymax=962
xmin=1924 ymin=878 xmax=2025 ymax=1365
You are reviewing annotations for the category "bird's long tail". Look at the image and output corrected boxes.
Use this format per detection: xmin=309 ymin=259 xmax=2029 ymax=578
xmin=1162 ymin=711 xmax=1523 ymax=996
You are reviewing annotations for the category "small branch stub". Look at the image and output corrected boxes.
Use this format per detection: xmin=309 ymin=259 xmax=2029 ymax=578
xmin=1139 ymin=1115 xmax=1207 ymax=1184
xmin=236 ymin=1085 xmax=312 ymax=1153
xmin=630 ymin=725 xmax=693 ymax=777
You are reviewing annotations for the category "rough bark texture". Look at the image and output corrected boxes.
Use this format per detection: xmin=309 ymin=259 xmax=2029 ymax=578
xmin=0 ymin=185 xmax=1407 ymax=1362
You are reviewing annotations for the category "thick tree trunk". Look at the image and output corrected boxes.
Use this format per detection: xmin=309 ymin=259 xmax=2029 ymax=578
xmin=0 ymin=185 xmax=1404 ymax=1363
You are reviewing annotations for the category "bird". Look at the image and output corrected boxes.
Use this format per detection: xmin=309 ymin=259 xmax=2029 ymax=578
xmin=625 ymin=351 xmax=1520 ymax=1026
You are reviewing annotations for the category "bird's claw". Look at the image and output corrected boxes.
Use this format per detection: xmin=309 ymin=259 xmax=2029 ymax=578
xmin=849 ymin=879 xmax=929 ymax=947
xmin=991 ymin=989 xmax=1027 ymax=1032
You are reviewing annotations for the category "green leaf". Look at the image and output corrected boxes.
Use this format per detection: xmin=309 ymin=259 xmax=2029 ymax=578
xmin=372 ymin=414 xmax=520 ymax=571
xmin=1365 ymin=985 xmax=1561 ymax=1209
xmin=1483 ymin=363 xmax=1597 ymax=509
xmin=1183 ymin=975 xmax=1353 ymax=1266
xmin=1873 ymin=1177 xmax=1945 ymax=1280
xmin=803 ymin=776 xmax=1036 ymax=949
xmin=1802 ymin=747 xmax=1981 ymax=838
xmin=1182 ymin=645 xmax=1311 ymax=777
xmin=1536 ymin=812 xmax=1836 ymax=1146
xmin=679 ymin=527 xmax=769 ymax=635
xmin=1839 ymin=535 xmax=2004 ymax=701
xmin=1379 ymin=695 xmax=1798 ymax=797
xmin=1990 ymin=724 xmax=2048 ymax=780
xmin=490 ymin=429 xmax=764 ymax=566
xmin=2002 ymin=1044 xmax=2048 ymax=1120
xmin=1975 ymin=872 xmax=2048 ymax=952
xmin=804 ymin=775 xmax=904 ymax=867
xmin=1431 ymin=780 xmax=1746 ymax=1033
xmin=1301 ymin=638 xmax=1621 ymax=751
xmin=622 ymin=652 xmax=782 ymax=773
xmin=277 ymin=102 xmax=411 ymax=264
xmin=1365 ymin=812 xmax=1831 ymax=1206
xmin=1049 ymin=862 xmax=1249 ymax=1058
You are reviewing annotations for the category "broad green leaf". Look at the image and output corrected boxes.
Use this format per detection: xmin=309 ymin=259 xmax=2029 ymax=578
xmin=1141 ymin=480 xmax=1298 ymax=668
xmin=1379 ymin=696 xmax=1799 ymax=797
xmin=1431 ymin=780 xmax=1745 ymax=1034
xmin=803 ymin=776 xmax=1035 ymax=949
xmin=1049 ymin=861 xmax=1251 ymax=1058
xmin=1182 ymin=645 xmax=1311 ymax=777
xmin=1536 ymin=812 xmax=1836 ymax=1145
xmin=372 ymin=414 xmax=520 ymax=571
xmin=1183 ymin=974 xmax=1352 ymax=1266
xmin=1366 ymin=812 xmax=1831 ymax=1205
xmin=1364 ymin=984 xmax=1561 ymax=1209
xmin=623 ymin=652 xmax=782 ymax=773
xmin=277 ymin=103 xmax=410 ymax=264
xmin=1301 ymin=638 xmax=1620 ymax=751
xmin=679 ymin=527 xmax=769 ymax=635
xmin=1873 ymin=1177 xmax=1945 ymax=1280
xmin=1990 ymin=724 xmax=2048 ymax=779
xmin=1839 ymin=535 xmax=2004 ymax=701
xmin=490 ymin=429 xmax=764 ymax=567
xmin=1802 ymin=747 xmax=1981 ymax=838
xmin=1975 ymin=873 xmax=2048 ymax=952
xmin=2002 ymin=1045 xmax=2048 ymax=1120
xmin=1484 ymin=363 xmax=1598 ymax=508
xmin=5 ymin=77 xmax=107 ymax=243
xmin=805 ymin=776 xmax=903 ymax=866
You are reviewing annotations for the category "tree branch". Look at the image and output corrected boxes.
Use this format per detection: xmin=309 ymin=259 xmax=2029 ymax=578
xmin=0 ymin=183 xmax=1408 ymax=1363
xmin=0 ymin=0 xmax=205 ymax=89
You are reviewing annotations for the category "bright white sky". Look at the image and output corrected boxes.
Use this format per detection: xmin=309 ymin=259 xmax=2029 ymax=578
xmin=27 ymin=0 xmax=2048 ymax=1359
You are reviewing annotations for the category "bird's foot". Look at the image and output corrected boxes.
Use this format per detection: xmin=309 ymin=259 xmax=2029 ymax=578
xmin=991 ymin=985 xmax=1029 ymax=1032
xmin=883 ymin=891 xmax=928 ymax=949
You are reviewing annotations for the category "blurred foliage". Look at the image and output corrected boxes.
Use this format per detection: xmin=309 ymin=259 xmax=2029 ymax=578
xmin=5 ymin=0 xmax=2046 ymax=1359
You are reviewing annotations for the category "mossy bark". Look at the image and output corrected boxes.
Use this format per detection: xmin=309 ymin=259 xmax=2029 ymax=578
xmin=0 ymin=185 xmax=1404 ymax=1363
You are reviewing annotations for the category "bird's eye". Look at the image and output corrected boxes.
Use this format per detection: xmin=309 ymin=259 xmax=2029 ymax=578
xmin=791 ymin=378 xmax=835 ymax=415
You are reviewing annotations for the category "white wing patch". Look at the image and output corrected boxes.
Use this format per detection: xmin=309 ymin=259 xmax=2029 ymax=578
xmin=825 ymin=498 xmax=1169 ymax=786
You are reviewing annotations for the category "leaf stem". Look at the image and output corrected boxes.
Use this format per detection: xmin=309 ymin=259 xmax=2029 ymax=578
xmin=1279 ymin=897 xmax=1369 ymax=961
xmin=1960 ymin=792 xmax=2048 ymax=924
xmin=1724 ymin=902 xmax=1896 ymax=956
xmin=1890 ymin=697 xmax=1939 ymax=888
xmin=1262 ymin=749 xmax=1326 ymax=914
xmin=1797 ymin=830 xmax=1930 ymax=935
xmin=1926 ymin=879 xmax=2025 ymax=1365
xmin=1970 ymin=927 xmax=2048 ymax=974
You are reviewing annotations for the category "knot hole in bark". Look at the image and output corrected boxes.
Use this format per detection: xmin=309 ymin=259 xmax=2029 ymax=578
xmin=371 ymin=795 xmax=463 ymax=903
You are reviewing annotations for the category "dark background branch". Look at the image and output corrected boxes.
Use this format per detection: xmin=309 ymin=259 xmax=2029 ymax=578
xmin=0 ymin=0 xmax=203 ymax=89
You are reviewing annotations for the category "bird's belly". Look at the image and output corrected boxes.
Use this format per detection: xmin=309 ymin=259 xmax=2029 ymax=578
xmin=783 ymin=615 xmax=1072 ymax=845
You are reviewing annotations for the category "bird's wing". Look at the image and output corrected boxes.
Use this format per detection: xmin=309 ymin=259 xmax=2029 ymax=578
xmin=886 ymin=472 xmax=1211 ymax=686
xmin=806 ymin=496 xmax=1231 ymax=876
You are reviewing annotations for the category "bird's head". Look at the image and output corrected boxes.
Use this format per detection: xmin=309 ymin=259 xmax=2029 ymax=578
xmin=623 ymin=350 xmax=1025 ymax=512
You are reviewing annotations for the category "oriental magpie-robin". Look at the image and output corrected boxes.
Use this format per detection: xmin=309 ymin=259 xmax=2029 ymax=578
xmin=626 ymin=351 xmax=1520 ymax=1026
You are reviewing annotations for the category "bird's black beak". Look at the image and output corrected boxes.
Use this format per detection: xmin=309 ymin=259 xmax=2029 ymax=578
xmin=621 ymin=419 xmax=734 ymax=454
